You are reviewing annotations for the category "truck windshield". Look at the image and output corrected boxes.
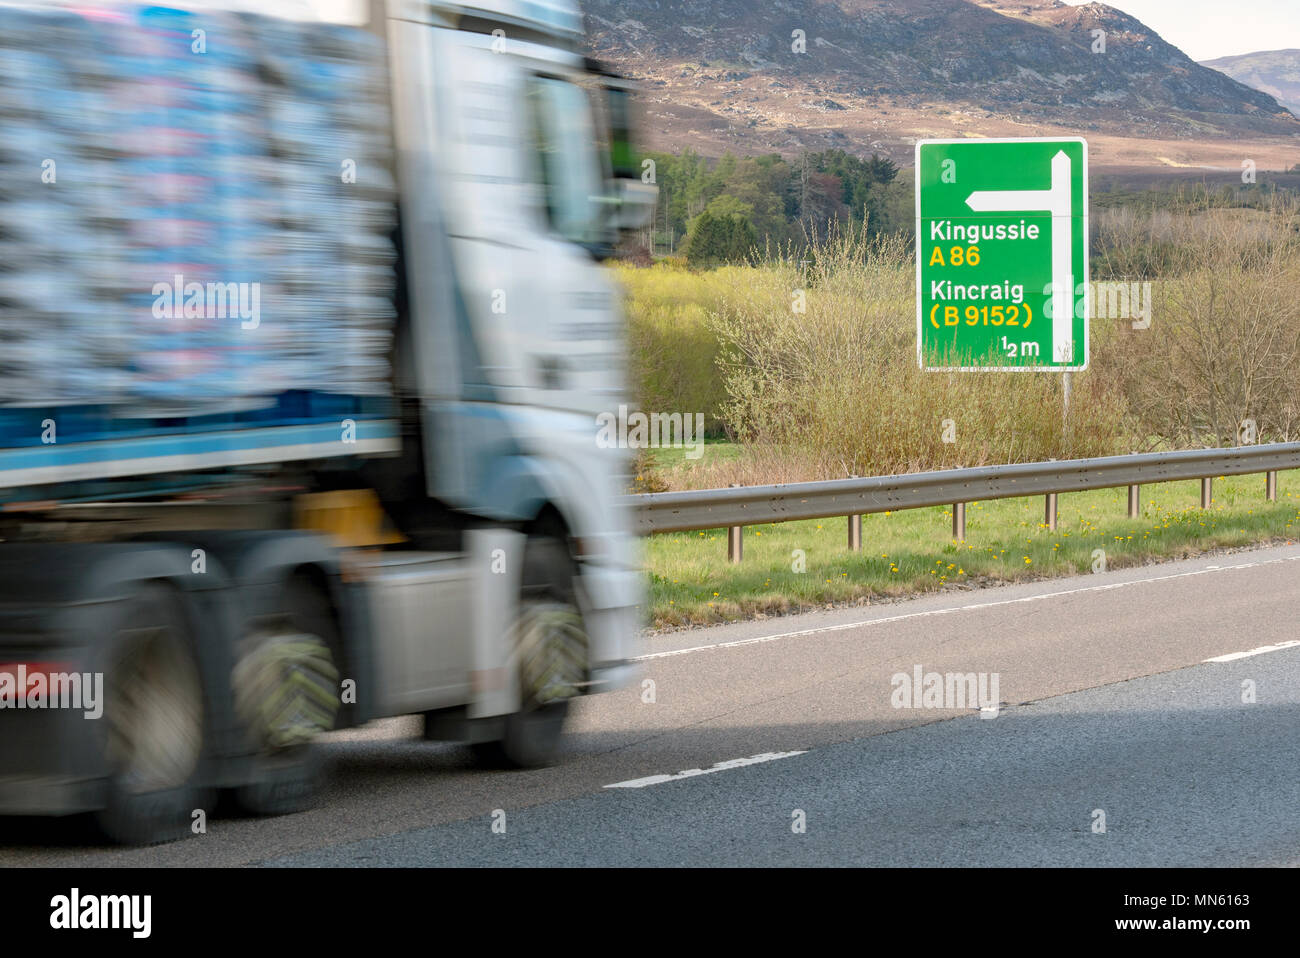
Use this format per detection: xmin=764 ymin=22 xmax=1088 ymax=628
xmin=528 ymin=75 xmax=606 ymax=247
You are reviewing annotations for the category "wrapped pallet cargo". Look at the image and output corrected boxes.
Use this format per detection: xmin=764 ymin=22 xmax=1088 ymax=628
xmin=0 ymin=1 xmax=396 ymax=420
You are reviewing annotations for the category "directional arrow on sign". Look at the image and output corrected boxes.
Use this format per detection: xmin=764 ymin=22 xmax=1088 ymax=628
xmin=966 ymin=150 xmax=1074 ymax=363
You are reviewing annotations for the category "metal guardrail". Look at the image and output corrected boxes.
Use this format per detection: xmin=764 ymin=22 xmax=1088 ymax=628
xmin=629 ymin=442 xmax=1300 ymax=562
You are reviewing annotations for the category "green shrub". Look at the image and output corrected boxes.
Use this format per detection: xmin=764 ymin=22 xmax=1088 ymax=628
xmin=614 ymin=193 xmax=1300 ymax=489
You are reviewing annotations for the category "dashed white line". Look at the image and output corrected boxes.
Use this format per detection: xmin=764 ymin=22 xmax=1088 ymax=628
xmin=604 ymin=750 xmax=808 ymax=789
xmin=1205 ymin=640 xmax=1300 ymax=663
xmin=635 ymin=553 xmax=1300 ymax=662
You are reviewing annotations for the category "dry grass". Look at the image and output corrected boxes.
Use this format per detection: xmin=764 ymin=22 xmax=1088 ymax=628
xmin=614 ymin=196 xmax=1300 ymax=491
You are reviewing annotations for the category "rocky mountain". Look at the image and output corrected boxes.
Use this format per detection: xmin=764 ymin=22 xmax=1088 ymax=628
xmin=583 ymin=0 xmax=1300 ymax=165
xmin=1202 ymin=49 xmax=1300 ymax=116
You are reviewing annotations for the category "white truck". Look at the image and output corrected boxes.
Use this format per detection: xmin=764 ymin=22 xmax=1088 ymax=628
xmin=0 ymin=0 xmax=652 ymax=843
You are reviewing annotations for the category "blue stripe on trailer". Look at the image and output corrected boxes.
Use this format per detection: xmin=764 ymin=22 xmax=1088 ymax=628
xmin=0 ymin=392 xmax=395 ymax=448
xmin=0 ymin=419 xmax=401 ymax=491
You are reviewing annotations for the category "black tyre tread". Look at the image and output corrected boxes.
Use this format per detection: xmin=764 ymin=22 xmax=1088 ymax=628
xmin=232 ymin=573 xmax=338 ymax=816
xmin=93 ymin=584 xmax=212 ymax=846
xmin=472 ymin=699 xmax=570 ymax=768
xmin=473 ymin=534 xmax=581 ymax=769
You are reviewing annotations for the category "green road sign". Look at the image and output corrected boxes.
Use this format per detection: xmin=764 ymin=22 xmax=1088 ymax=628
xmin=916 ymin=137 xmax=1088 ymax=371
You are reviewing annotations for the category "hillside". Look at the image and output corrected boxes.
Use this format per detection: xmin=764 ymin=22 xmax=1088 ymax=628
xmin=1202 ymin=49 xmax=1300 ymax=116
xmin=584 ymin=0 xmax=1300 ymax=169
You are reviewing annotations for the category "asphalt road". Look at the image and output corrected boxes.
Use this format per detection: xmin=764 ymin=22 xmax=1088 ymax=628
xmin=4 ymin=542 xmax=1299 ymax=866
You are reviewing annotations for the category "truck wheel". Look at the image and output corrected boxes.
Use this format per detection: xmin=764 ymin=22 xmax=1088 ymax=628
xmin=232 ymin=576 xmax=340 ymax=815
xmin=472 ymin=537 xmax=586 ymax=768
xmin=94 ymin=584 xmax=210 ymax=846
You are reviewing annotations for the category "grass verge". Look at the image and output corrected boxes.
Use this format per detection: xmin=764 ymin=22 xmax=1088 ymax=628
xmin=643 ymin=472 xmax=1300 ymax=628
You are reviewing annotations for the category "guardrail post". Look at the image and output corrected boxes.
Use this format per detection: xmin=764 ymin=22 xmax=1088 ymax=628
xmin=846 ymin=475 xmax=862 ymax=552
xmin=952 ymin=502 xmax=966 ymax=541
xmin=1044 ymin=493 xmax=1057 ymax=531
xmin=726 ymin=483 xmax=743 ymax=563
xmin=1266 ymin=470 xmax=1278 ymax=502
xmin=1127 ymin=484 xmax=1140 ymax=518
xmin=1200 ymin=477 xmax=1213 ymax=509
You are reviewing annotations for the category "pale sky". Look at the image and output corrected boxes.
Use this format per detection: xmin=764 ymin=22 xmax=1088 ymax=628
xmin=1062 ymin=0 xmax=1300 ymax=61
xmin=187 ymin=2 xmax=1300 ymax=60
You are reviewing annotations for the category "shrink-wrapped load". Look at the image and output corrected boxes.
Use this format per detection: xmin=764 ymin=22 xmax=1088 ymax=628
xmin=0 ymin=3 xmax=397 ymax=413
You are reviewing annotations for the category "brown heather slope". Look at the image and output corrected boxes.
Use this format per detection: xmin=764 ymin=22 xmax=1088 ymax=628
xmin=585 ymin=0 xmax=1300 ymax=170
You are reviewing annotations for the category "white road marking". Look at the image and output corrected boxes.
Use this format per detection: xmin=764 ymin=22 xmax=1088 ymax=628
xmin=636 ymin=553 xmax=1300 ymax=662
xmin=1205 ymin=640 xmax=1300 ymax=663
xmin=604 ymin=750 xmax=808 ymax=789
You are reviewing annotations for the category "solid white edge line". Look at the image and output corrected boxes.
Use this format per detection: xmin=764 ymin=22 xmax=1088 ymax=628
xmin=604 ymin=750 xmax=809 ymax=789
xmin=636 ymin=553 xmax=1300 ymax=662
xmin=1205 ymin=640 xmax=1300 ymax=663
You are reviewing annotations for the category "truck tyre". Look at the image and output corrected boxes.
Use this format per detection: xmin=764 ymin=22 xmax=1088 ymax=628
xmin=472 ymin=536 xmax=586 ymax=768
xmin=93 ymin=583 xmax=211 ymax=846
xmin=232 ymin=574 xmax=340 ymax=815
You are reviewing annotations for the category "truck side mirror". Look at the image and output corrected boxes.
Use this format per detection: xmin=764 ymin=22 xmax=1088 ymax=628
xmin=598 ymin=81 xmax=657 ymax=234
xmin=608 ymin=178 xmax=657 ymax=232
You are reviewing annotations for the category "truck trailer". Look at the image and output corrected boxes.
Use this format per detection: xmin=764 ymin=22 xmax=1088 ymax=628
xmin=0 ymin=0 xmax=652 ymax=844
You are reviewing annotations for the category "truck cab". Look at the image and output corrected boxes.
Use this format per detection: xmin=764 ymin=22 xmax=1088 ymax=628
xmin=381 ymin=0 xmax=649 ymax=691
